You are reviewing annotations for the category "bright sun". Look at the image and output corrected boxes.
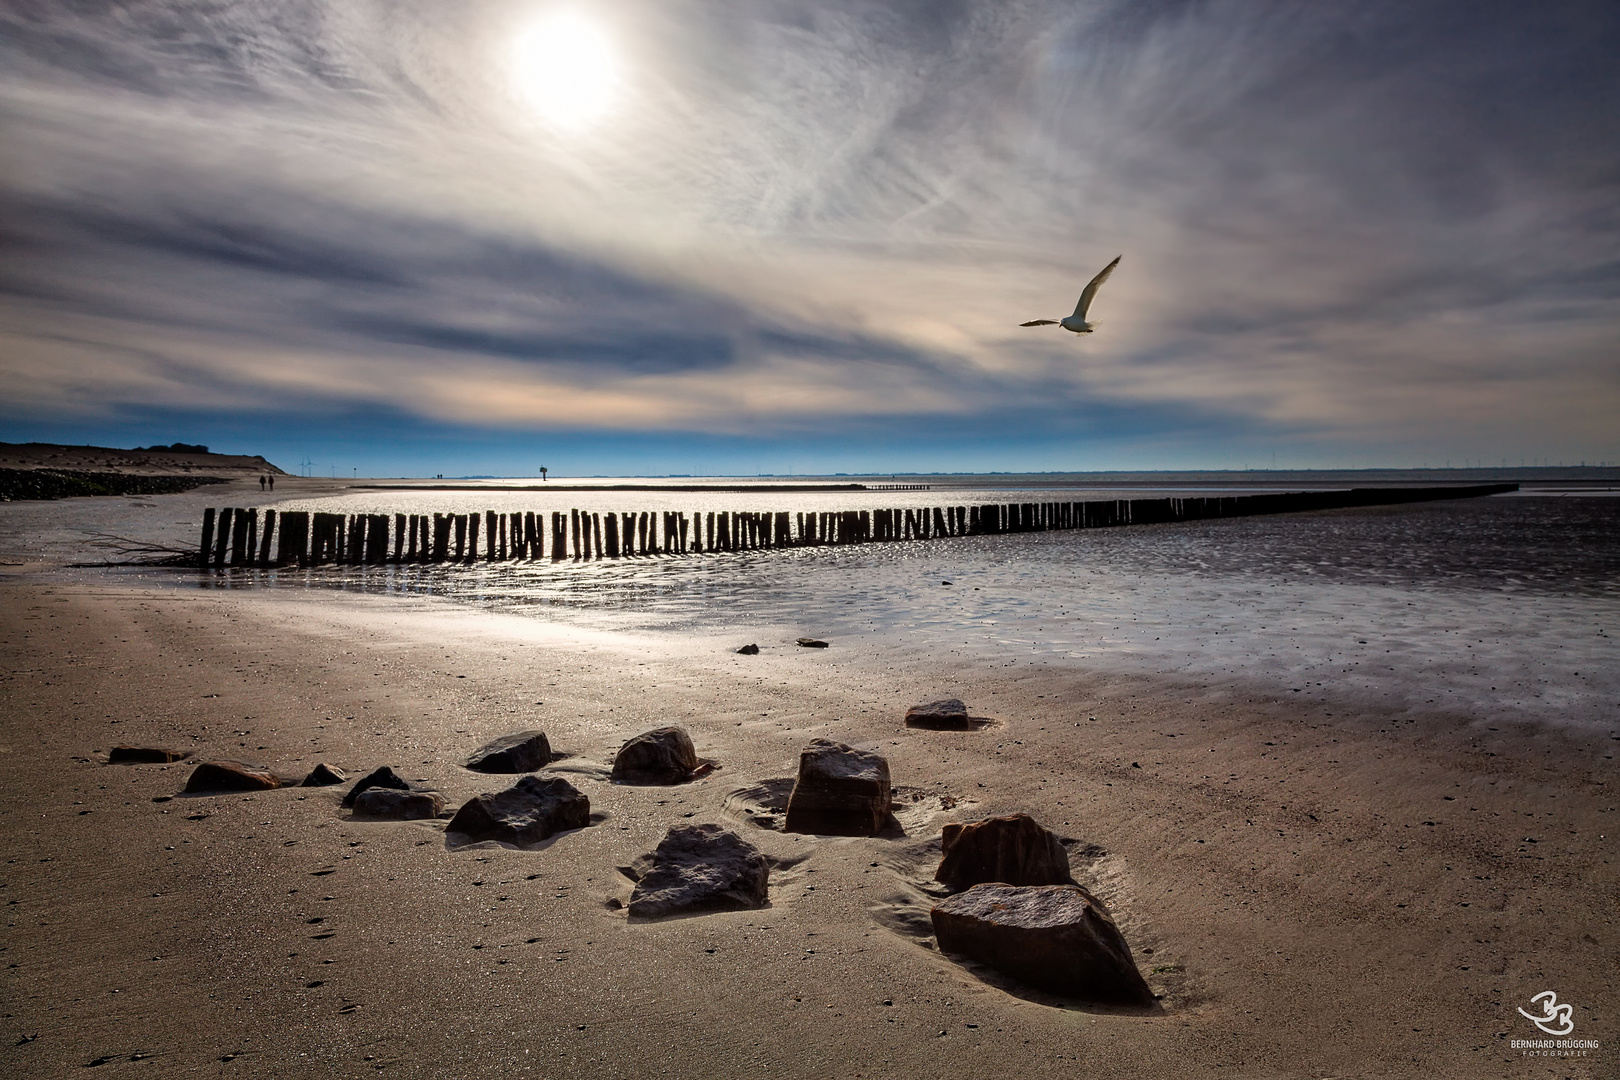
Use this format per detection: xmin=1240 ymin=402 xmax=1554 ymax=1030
xmin=512 ymin=10 xmax=620 ymax=130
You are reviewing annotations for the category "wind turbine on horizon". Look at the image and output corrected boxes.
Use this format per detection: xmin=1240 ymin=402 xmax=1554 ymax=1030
xmin=1020 ymin=255 xmax=1121 ymax=335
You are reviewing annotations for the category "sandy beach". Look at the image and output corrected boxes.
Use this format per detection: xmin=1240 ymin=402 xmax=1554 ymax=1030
xmin=1 ymin=482 xmax=1615 ymax=1079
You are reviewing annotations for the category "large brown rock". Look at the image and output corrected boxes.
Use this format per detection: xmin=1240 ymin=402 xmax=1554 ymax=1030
xmin=611 ymin=726 xmax=700 ymax=785
xmin=627 ymin=824 xmax=770 ymax=919
xmin=784 ymin=739 xmax=891 ymax=836
xmin=182 ymin=760 xmax=281 ymax=793
xmin=109 ymin=746 xmax=191 ymax=764
xmin=904 ymin=698 xmax=972 ymax=730
xmin=936 ymin=813 xmax=1072 ymax=889
xmin=930 ymin=883 xmax=1153 ymax=1004
xmin=353 ymin=789 xmax=444 ymax=820
xmin=448 ymin=775 xmax=589 ymax=845
xmin=465 ymin=730 xmax=551 ymax=773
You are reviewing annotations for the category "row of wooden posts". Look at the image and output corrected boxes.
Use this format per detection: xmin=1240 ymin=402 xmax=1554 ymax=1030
xmin=197 ymin=484 xmax=1516 ymax=568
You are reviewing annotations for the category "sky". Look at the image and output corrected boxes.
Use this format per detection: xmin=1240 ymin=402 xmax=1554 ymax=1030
xmin=2 ymin=0 xmax=1618 ymax=477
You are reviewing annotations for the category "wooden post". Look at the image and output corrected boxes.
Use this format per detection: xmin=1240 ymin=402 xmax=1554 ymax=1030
xmin=258 ymin=509 xmax=275 ymax=565
xmin=485 ymin=511 xmax=497 ymax=561
xmin=243 ymin=509 xmax=258 ymax=566
xmin=591 ymin=513 xmax=602 ymax=559
xmin=233 ymin=508 xmax=253 ymax=566
xmin=364 ymin=514 xmax=382 ymax=566
xmin=212 ymin=507 xmax=232 ymax=565
xmin=277 ymin=511 xmax=307 ymax=564
xmin=199 ymin=508 xmax=216 ymax=567
xmin=605 ymin=512 xmax=620 ymax=557
xmin=465 ymin=513 xmax=479 ymax=563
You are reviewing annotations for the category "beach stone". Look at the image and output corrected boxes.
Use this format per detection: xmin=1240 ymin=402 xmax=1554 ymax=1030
xmin=352 ymin=788 xmax=444 ymax=820
xmin=936 ymin=813 xmax=1073 ymax=889
xmin=627 ymin=824 xmax=770 ymax=919
xmin=736 ymin=643 xmax=759 ymax=655
xmin=796 ymin=638 xmax=829 ymax=648
xmin=182 ymin=760 xmax=281 ymax=793
xmin=109 ymin=746 xmax=191 ymax=764
xmin=300 ymin=763 xmax=348 ymax=787
xmin=784 ymin=739 xmax=891 ymax=836
xmin=611 ymin=726 xmax=700 ymax=785
xmin=905 ymin=698 xmax=972 ymax=730
xmin=448 ymin=775 xmax=590 ymax=845
xmin=931 ymin=883 xmax=1153 ymax=1004
xmin=340 ymin=766 xmax=412 ymax=808
xmin=466 ymin=730 xmax=551 ymax=774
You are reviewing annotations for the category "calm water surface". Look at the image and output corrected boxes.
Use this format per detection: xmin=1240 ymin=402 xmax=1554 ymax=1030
xmin=179 ymin=490 xmax=1618 ymax=730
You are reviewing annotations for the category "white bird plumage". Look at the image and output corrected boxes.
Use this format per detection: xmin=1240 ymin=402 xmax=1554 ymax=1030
xmin=1020 ymin=255 xmax=1121 ymax=334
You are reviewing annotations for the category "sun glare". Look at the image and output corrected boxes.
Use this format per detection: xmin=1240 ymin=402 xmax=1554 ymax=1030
xmin=512 ymin=10 xmax=620 ymax=130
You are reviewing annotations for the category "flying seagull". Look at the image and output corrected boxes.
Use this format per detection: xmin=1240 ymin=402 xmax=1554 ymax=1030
xmin=1020 ymin=255 xmax=1121 ymax=334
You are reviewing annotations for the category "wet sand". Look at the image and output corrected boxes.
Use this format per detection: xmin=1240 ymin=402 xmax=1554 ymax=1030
xmin=1 ymin=561 xmax=1614 ymax=1078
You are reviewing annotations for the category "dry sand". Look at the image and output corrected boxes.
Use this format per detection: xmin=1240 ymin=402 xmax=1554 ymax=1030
xmin=0 ymin=511 xmax=1614 ymax=1077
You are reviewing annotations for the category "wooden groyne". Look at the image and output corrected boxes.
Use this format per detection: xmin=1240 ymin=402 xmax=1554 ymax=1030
xmin=196 ymin=484 xmax=1517 ymax=568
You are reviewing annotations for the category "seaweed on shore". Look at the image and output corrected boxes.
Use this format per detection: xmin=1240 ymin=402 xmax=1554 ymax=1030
xmin=0 ymin=469 xmax=230 ymax=502
xmin=75 ymin=533 xmax=203 ymax=567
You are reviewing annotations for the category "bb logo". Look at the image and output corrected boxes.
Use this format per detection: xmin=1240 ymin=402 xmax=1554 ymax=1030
xmin=1518 ymin=991 xmax=1575 ymax=1036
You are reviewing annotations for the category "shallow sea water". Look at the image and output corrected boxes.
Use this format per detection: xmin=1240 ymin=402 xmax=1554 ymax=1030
xmin=170 ymin=491 xmax=1619 ymax=731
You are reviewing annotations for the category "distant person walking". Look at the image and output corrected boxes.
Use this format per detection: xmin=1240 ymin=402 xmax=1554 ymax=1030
xmin=259 ymin=475 xmax=266 ymax=491
xmin=268 ymin=474 xmax=274 ymax=491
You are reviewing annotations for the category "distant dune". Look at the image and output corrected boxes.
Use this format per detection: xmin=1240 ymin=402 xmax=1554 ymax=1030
xmin=0 ymin=441 xmax=286 ymax=476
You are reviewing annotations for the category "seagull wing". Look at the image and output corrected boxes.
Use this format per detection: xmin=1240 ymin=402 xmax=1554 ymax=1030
xmin=1020 ymin=319 xmax=1059 ymax=326
xmin=1072 ymin=255 xmax=1121 ymax=320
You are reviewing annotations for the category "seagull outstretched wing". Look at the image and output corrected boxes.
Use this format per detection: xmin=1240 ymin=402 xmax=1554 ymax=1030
xmin=1072 ymin=255 xmax=1121 ymax=320
xmin=1019 ymin=319 xmax=1059 ymax=326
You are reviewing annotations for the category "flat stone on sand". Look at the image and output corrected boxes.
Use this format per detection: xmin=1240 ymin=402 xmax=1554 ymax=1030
xmin=465 ymin=730 xmax=551 ymax=773
xmin=341 ymin=766 xmax=412 ymax=807
xmin=109 ymin=746 xmax=191 ymax=764
xmin=448 ymin=775 xmax=590 ymax=845
xmin=796 ymin=637 xmax=829 ymax=648
xmin=784 ymin=739 xmax=891 ymax=836
xmin=936 ymin=813 xmax=1073 ymax=889
xmin=353 ymin=788 xmax=444 ymax=820
xmin=904 ymin=698 xmax=972 ymax=730
xmin=627 ymin=824 xmax=770 ymax=919
xmin=930 ymin=883 xmax=1153 ymax=1004
xmin=182 ymin=760 xmax=281 ymax=793
xmin=611 ymin=726 xmax=700 ymax=785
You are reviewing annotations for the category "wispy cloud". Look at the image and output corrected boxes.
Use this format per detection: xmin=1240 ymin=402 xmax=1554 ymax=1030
xmin=2 ymin=0 xmax=1617 ymax=464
